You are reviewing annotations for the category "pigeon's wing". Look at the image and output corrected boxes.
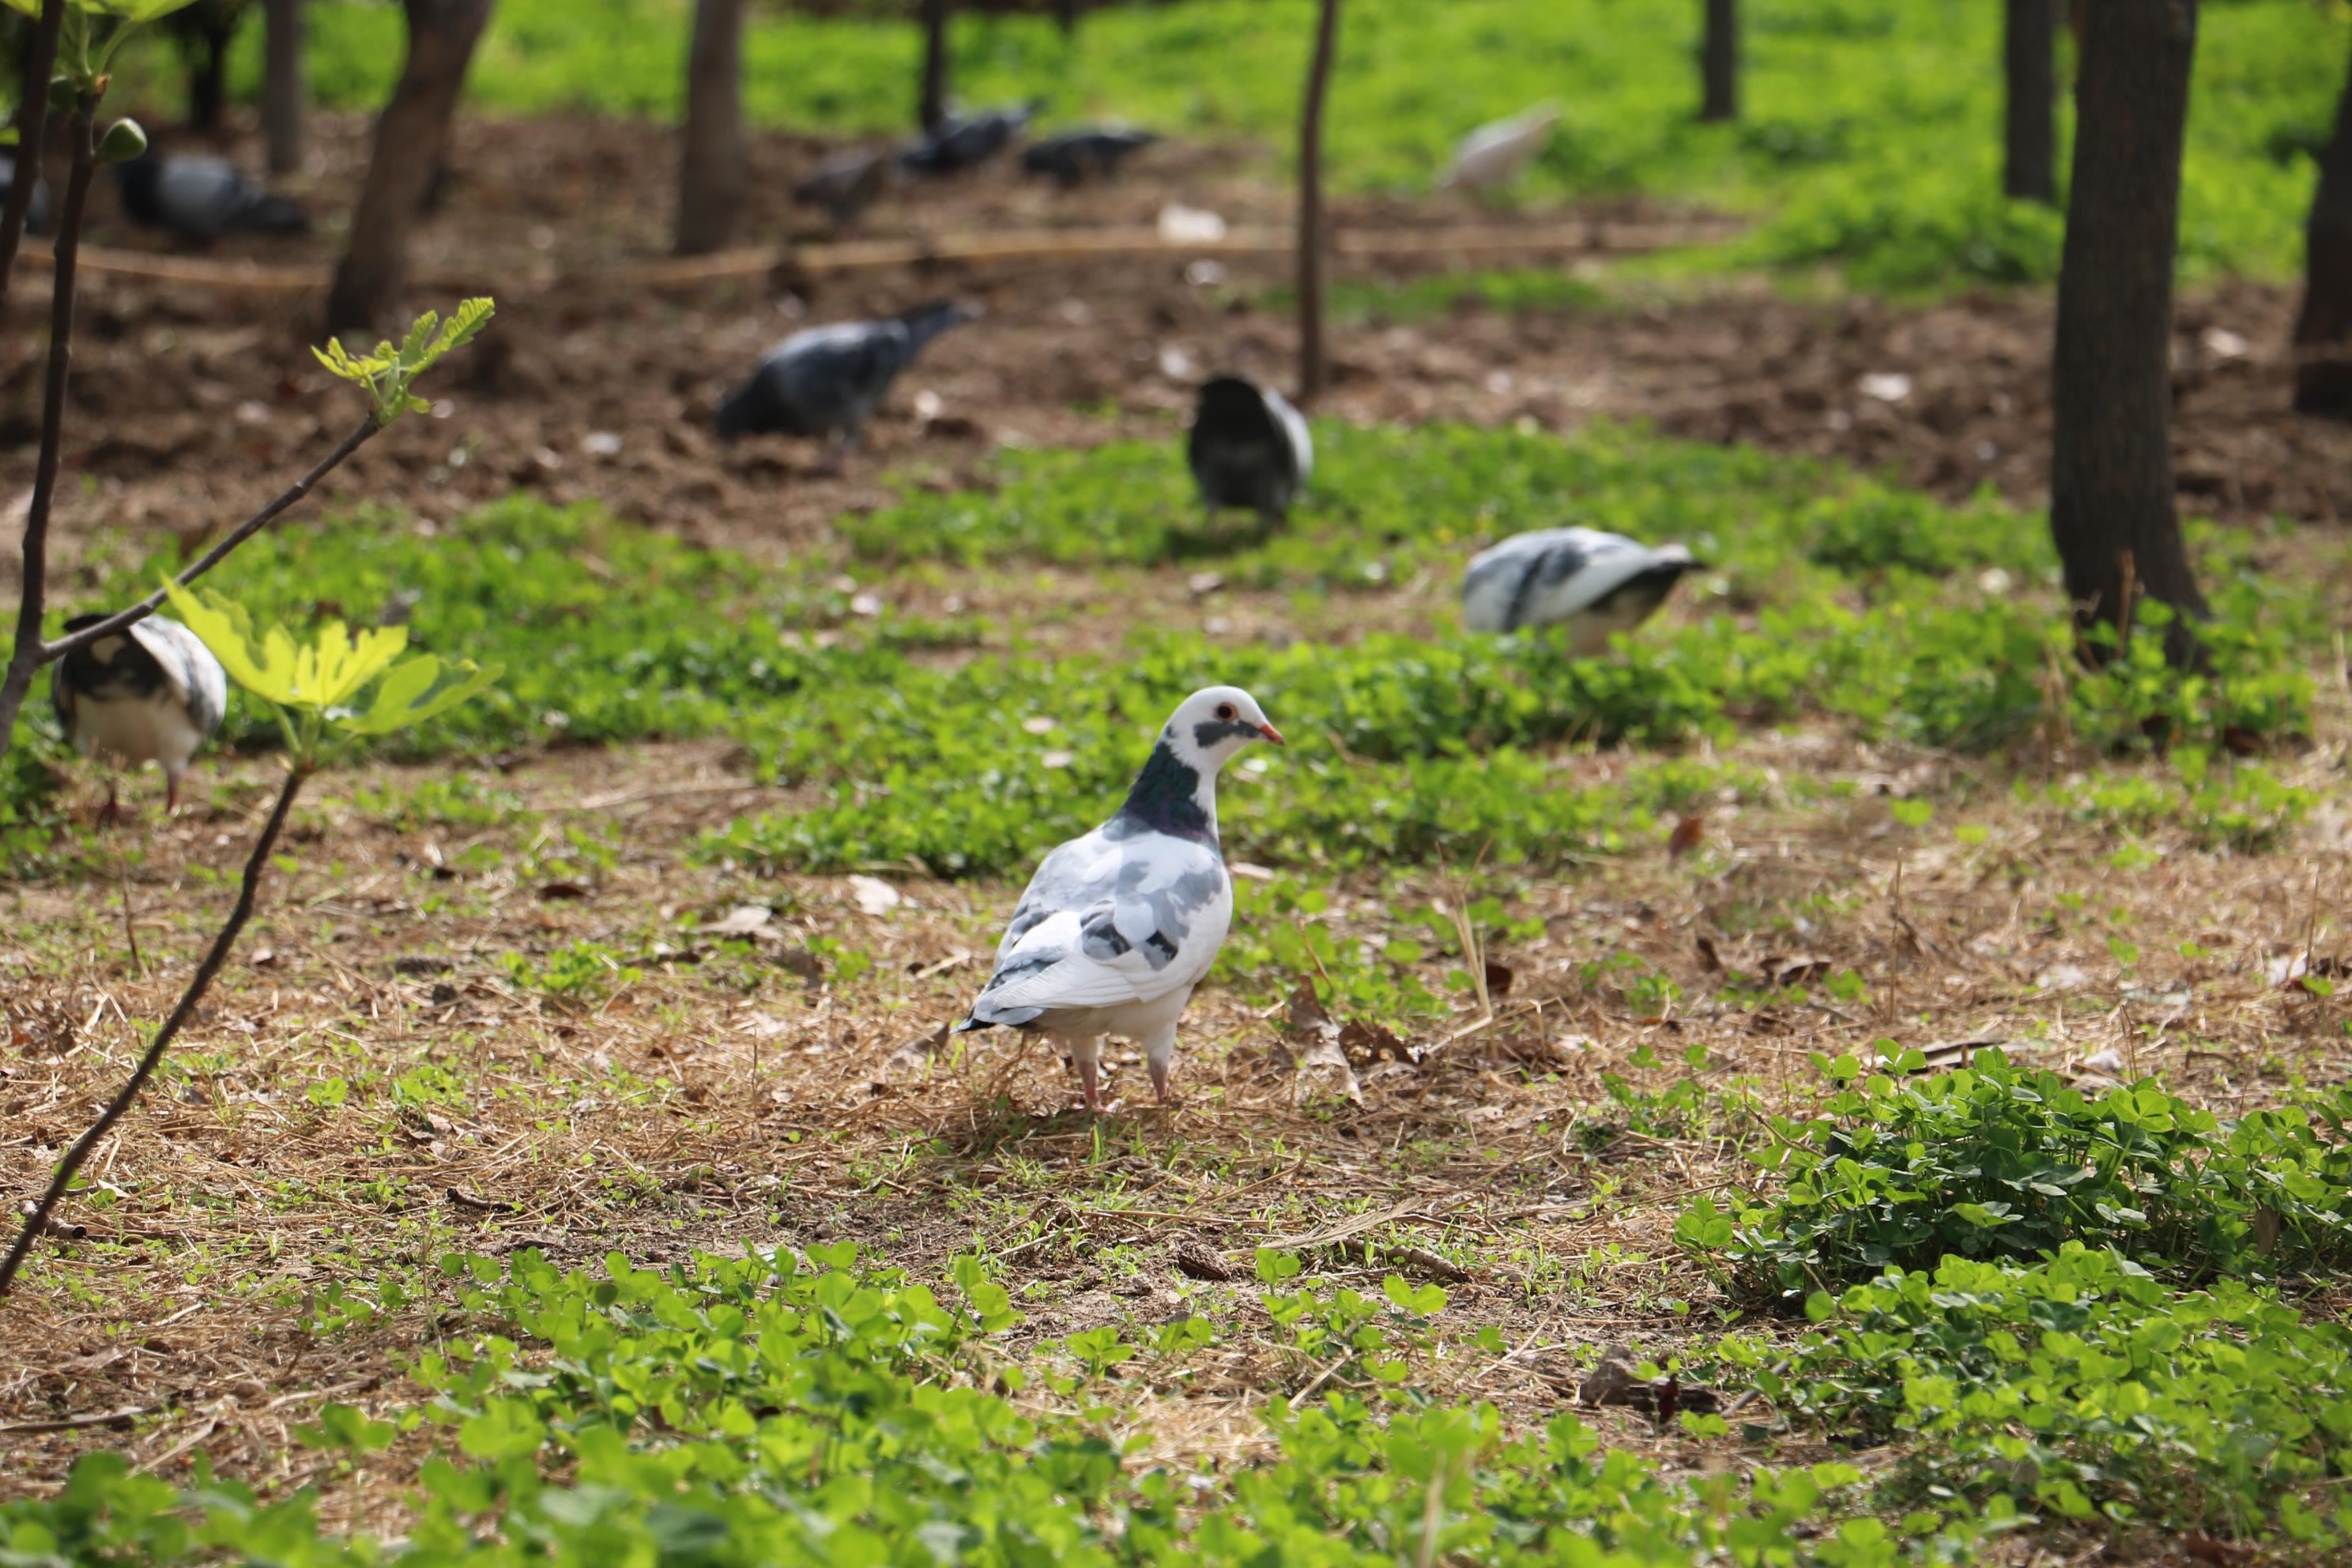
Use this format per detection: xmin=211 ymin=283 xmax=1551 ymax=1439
xmin=971 ymin=831 xmax=1230 ymax=1027
xmin=1263 ymin=386 xmax=1314 ymax=485
xmin=130 ymin=619 xmax=228 ymax=739
xmin=1463 ymin=530 xmax=1684 ymax=633
xmin=771 ymin=322 xmax=912 ymax=424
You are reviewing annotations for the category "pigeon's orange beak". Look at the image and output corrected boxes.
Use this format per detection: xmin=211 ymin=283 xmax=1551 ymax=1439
xmin=1258 ymin=722 xmax=1286 ymax=747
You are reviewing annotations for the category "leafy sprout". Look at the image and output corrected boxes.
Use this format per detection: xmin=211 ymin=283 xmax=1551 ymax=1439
xmin=314 ymin=297 xmax=499 ymax=425
xmin=161 ymin=580 xmax=501 ymax=771
xmin=6 ymin=0 xmax=204 ymax=93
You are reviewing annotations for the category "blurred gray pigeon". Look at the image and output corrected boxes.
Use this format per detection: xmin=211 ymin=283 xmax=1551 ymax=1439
xmin=957 ymin=685 xmax=1283 ymax=1113
xmin=1187 ymin=375 xmax=1313 ymax=522
xmin=112 ymin=154 xmax=307 ymax=242
xmin=1022 ymin=127 xmax=1158 ymax=186
xmin=899 ymin=103 xmax=1036 ymax=176
xmin=51 ymin=612 xmax=228 ymax=820
xmin=714 ymin=300 xmax=980 ymax=457
xmin=793 ymin=145 xmax=898 ymax=228
xmin=1461 ymin=528 xmax=1697 ymax=654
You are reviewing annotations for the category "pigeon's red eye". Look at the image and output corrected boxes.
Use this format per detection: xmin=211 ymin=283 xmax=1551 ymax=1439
xmin=1216 ymin=703 xmax=1235 ymax=721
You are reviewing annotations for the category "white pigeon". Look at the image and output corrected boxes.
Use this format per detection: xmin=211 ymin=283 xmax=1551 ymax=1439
xmin=958 ymin=685 xmax=1283 ymax=1113
xmin=1461 ymin=528 xmax=1698 ymax=654
xmin=50 ymin=612 xmax=228 ymax=820
xmin=1442 ymin=104 xmax=1561 ymax=193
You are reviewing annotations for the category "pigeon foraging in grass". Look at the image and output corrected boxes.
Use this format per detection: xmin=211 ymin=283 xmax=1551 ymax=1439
xmin=1022 ymin=127 xmax=1159 ymax=186
xmin=714 ymin=300 xmax=980 ymax=461
xmin=899 ymin=104 xmax=1037 ymax=176
xmin=958 ymin=686 xmax=1283 ymax=1113
xmin=1442 ymin=104 xmax=1561 ymax=193
xmin=1461 ymin=528 xmax=1698 ymax=654
xmin=51 ymin=612 xmax=228 ymax=820
xmin=1187 ymin=376 xmax=1313 ymax=523
xmin=112 ymin=154 xmax=307 ymax=243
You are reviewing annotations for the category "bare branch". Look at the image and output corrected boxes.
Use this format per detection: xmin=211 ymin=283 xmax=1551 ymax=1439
xmin=38 ymin=416 xmax=381 ymax=665
xmin=0 ymin=765 xmax=307 ymax=1302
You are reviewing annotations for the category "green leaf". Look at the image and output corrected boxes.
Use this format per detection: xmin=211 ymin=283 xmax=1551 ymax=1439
xmin=336 ymin=655 xmax=502 ymax=737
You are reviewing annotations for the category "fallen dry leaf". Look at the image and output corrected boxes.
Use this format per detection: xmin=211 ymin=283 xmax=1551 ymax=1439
xmin=1666 ymin=815 xmax=1705 ymax=859
xmin=846 ymin=875 xmax=903 ymax=916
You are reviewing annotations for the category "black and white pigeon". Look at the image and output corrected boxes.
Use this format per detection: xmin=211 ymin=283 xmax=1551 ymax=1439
xmin=714 ymin=300 xmax=981 ymax=458
xmin=1021 ymin=126 xmax=1158 ymax=186
xmin=1 ymin=156 xmax=54 ymax=236
xmin=793 ymin=145 xmax=898 ymax=228
xmin=1460 ymin=528 xmax=1698 ymax=654
xmin=112 ymin=153 xmax=307 ymax=243
xmin=1187 ymin=375 xmax=1314 ymax=523
xmin=958 ymin=685 xmax=1283 ymax=1114
xmin=899 ymin=103 xmax=1036 ymax=177
xmin=51 ymin=612 xmax=228 ymax=820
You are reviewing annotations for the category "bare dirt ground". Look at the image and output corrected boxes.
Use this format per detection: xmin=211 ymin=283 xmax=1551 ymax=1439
xmin=4 ymin=111 xmax=2349 ymax=601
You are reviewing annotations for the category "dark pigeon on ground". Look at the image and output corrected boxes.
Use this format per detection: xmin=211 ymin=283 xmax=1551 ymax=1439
xmin=899 ymin=103 xmax=1037 ymax=177
xmin=714 ymin=300 xmax=982 ymax=458
xmin=112 ymin=153 xmax=307 ymax=243
xmin=1186 ymin=375 xmax=1314 ymax=523
xmin=793 ymin=145 xmax=897 ymax=228
xmin=1021 ymin=127 xmax=1159 ymax=186
xmin=2 ymin=156 xmax=53 ymax=236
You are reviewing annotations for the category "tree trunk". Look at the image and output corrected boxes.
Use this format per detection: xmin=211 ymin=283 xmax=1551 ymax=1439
xmin=2293 ymin=43 xmax=2352 ymax=418
xmin=187 ymin=26 xmax=232 ymax=134
xmin=2003 ymin=0 xmax=2056 ymax=202
xmin=1054 ymin=0 xmax=1080 ymax=36
xmin=1698 ymin=0 xmax=1737 ymax=122
xmin=324 ymin=0 xmax=492 ymax=335
xmin=918 ymin=0 xmax=950 ymax=131
xmin=675 ymin=0 xmax=747 ymax=256
xmin=1295 ymin=0 xmax=1340 ymax=405
xmin=2049 ymin=0 xmax=2206 ymax=665
xmin=264 ymin=0 xmax=307 ymax=175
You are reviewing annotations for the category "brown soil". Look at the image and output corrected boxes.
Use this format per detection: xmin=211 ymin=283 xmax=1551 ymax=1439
xmin=4 ymin=111 xmax=2346 ymax=598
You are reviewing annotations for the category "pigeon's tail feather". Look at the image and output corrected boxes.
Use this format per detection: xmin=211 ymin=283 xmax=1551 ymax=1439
xmin=896 ymin=300 xmax=981 ymax=357
xmin=229 ymin=193 xmax=308 ymax=234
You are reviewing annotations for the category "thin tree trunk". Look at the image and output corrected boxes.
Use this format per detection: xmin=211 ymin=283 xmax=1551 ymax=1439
xmin=264 ymin=0 xmax=307 ymax=175
xmin=2049 ymin=0 xmax=2206 ymax=665
xmin=2003 ymin=0 xmax=2056 ymax=202
xmin=187 ymin=24 xmax=233 ymax=134
xmin=0 ymin=0 xmax=64 ymax=331
xmin=676 ymin=0 xmax=748 ymax=256
xmin=1698 ymin=0 xmax=1737 ymax=123
xmin=0 ymin=769 xmax=304 ymax=1302
xmin=2294 ymin=43 xmax=2352 ymax=418
xmin=918 ymin=0 xmax=950 ymax=131
xmin=324 ymin=0 xmax=492 ymax=334
xmin=1054 ymin=0 xmax=1080 ymax=36
xmin=0 ymin=107 xmax=93 ymax=767
xmin=1296 ymin=0 xmax=1341 ymax=405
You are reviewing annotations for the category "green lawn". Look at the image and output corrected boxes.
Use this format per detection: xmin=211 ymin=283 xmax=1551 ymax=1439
xmin=162 ymin=0 xmax=2352 ymax=292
